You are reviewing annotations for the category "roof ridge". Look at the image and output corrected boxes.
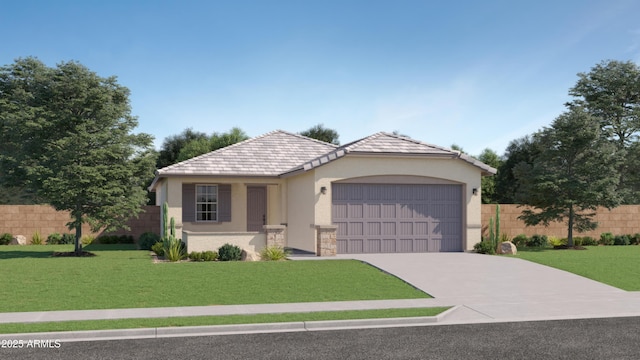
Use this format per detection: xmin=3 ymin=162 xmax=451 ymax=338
xmin=285 ymin=129 xmax=340 ymax=148
xmin=380 ymin=131 xmax=458 ymax=154
xmin=340 ymin=132 xmax=386 ymax=152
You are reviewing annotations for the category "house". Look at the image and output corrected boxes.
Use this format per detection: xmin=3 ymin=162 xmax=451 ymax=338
xmin=148 ymin=130 xmax=496 ymax=256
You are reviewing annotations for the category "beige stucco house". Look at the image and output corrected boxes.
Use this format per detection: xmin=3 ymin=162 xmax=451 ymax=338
xmin=149 ymin=130 xmax=496 ymax=256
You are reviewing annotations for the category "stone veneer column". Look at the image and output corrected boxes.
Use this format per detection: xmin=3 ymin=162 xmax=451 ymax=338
xmin=263 ymin=225 xmax=287 ymax=247
xmin=315 ymin=225 xmax=338 ymax=256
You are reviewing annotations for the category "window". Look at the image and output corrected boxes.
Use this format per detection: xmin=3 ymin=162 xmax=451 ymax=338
xmin=196 ymin=185 xmax=217 ymax=221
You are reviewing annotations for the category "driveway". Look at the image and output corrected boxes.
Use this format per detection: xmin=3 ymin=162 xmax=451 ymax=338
xmin=339 ymin=253 xmax=640 ymax=322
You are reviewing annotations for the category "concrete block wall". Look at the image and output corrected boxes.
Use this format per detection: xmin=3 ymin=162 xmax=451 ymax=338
xmin=0 ymin=205 xmax=160 ymax=243
xmin=482 ymin=204 xmax=640 ymax=239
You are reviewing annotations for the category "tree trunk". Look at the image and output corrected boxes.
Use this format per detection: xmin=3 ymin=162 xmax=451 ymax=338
xmin=567 ymin=205 xmax=574 ymax=247
xmin=74 ymin=213 xmax=83 ymax=255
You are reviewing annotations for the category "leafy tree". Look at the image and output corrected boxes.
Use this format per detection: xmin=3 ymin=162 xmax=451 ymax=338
xmin=156 ymin=128 xmax=207 ymax=168
xmin=450 ymin=144 xmax=465 ymax=153
xmin=476 ymin=148 xmax=502 ymax=204
xmin=494 ymin=136 xmax=539 ymax=204
xmin=0 ymin=57 xmax=156 ymax=254
xmin=514 ymin=108 xmax=621 ymax=247
xmin=176 ymin=127 xmax=248 ymax=162
xmin=300 ymin=124 xmax=340 ymax=145
xmin=568 ymin=60 xmax=640 ymax=148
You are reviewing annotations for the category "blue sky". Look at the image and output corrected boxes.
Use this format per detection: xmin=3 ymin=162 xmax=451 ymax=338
xmin=2 ymin=0 xmax=640 ymax=156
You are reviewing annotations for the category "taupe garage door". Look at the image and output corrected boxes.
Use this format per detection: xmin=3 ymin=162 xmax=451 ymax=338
xmin=332 ymin=183 xmax=463 ymax=253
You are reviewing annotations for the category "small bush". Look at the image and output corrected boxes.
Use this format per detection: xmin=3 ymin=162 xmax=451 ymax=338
xmin=526 ymin=234 xmax=548 ymax=248
xmin=81 ymin=235 xmax=95 ymax=245
xmin=573 ymin=237 xmax=583 ymax=246
xmin=473 ymin=240 xmax=495 ymax=254
xmin=164 ymin=239 xmax=187 ymax=262
xmin=512 ymin=234 xmax=528 ymax=247
xmin=138 ymin=232 xmax=161 ymax=250
xmin=46 ymin=233 xmax=62 ymax=244
xmin=631 ymin=234 xmax=640 ymax=245
xmin=31 ymin=231 xmax=43 ymax=245
xmin=599 ymin=232 xmax=614 ymax=246
xmin=499 ymin=233 xmax=511 ymax=243
xmin=613 ymin=234 xmax=630 ymax=246
xmin=189 ymin=251 xmax=204 ymax=262
xmin=151 ymin=242 xmax=164 ymax=257
xmin=61 ymin=233 xmax=76 ymax=244
xmin=0 ymin=233 xmax=12 ymax=245
xmin=581 ymin=236 xmax=598 ymax=246
xmin=202 ymin=251 xmax=218 ymax=261
xmin=548 ymin=236 xmax=566 ymax=247
xmin=218 ymin=243 xmax=243 ymax=261
xmin=259 ymin=246 xmax=290 ymax=261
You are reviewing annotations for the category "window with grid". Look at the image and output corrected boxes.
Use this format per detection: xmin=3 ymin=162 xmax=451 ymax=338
xmin=196 ymin=185 xmax=218 ymax=221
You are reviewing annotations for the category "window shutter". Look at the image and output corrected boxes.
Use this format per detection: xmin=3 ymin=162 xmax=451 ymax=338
xmin=219 ymin=184 xmax=232 ymax=222
xmin=182 ymin=184 xmax=195 ymax=222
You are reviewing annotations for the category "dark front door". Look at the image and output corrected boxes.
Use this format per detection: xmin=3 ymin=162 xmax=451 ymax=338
xmin=247 ymin=186 xmax=267 ymax=232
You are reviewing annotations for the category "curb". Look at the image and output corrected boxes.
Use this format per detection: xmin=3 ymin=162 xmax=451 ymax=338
xmin=0 ymin=307 xmax=460 ymax=343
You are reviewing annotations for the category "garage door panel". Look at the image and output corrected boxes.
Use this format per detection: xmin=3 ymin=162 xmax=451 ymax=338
xmin=333 ymin=183 xmax=462 ymax=253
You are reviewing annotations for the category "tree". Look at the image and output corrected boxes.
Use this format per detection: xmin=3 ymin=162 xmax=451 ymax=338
xmin=0 ymin=57 xmax=156 ymax=254
xmin=299 ymin=124 xmax=340 ymax=145
xmin=568 ymin=60 xmax=640 ymax=203
xmin=514 ymin=108 xmax=621 ymax=247
xmin=156 ymin=128 xmax=208 ymax=168
xmin=476 ymin=148 xmax=502 ymax=204
xmin=494 ymin=136 xmax=539 ymax=204
xmin=176 ymin=127 xmax=249 ymax=162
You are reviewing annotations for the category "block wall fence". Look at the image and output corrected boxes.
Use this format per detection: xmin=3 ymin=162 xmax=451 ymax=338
xmin=0 ymin=205 xmax=160 ymax=243
xmin=1 ymin=204 xmax=639 ymax=245
xmin=481 ymin=204 xmax=640 ymax=239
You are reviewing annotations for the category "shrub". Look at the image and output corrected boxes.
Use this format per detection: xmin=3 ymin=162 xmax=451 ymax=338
xmin=511 ymin=234 xmax=528 ymax=247
xmin=526 ymin=234 xmax=548 ymax=248
xmin=473 ymin=240 xmax=495 ymax=254
xmin=631 ymin=234 xmax=640 ymax=245
xmin=189 ymin=251 xmax=204 ymax=262
xmin=573 ymin=237 xmax=583 ymax=246
xmin=31 ymin=230 xmax=43 ymax=245
xmin=151 ymin=242 xmax=164 ymax=257
xmin=46 ymin=233 xmax=62 ymax=244
xmin=138 ymin=232 xmax=161 ymax=250
xmin=81 ymin=235 xmax=95 ymax=245
xmin=599 ymin=232 xmax=614 ymax=246
xmin=499 ymin=233 xmax=510 ymax=243
xmin=259 ymin=246 xmax=290 ymax=261
xmin=202 ymin=251 xmax=218 ymax=261
xmin=218 ymin=243 xmax=243 ymax=261
xmin=164 ymin=239 xmax=187 ymax=262
xmin=548 ymin=236 xmax=566 ymax=247
xmin=60 ymin=233 xmax=76 ymax=244
xmin=581 ymin=236 xmax=598 ymax=246
xmin=0 ymin=233 xmax=12 ymax=245
xmin=613 ymin=234 xmax=630 ymax=246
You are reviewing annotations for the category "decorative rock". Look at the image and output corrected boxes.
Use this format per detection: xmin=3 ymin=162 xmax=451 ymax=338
xmin=241 ymin=249 xmax=259 ymax=261
xmin=10 ymin=235 xmax=27 ymax=245
xmin=498 ymin=241 xmax=517 ymax=255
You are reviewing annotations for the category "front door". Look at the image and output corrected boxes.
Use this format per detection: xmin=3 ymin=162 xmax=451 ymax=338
xmin=247 ymin=186 xmax=267 ymax=232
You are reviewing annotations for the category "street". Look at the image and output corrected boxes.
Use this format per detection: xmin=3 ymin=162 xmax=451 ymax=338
xmin=3 ymin=317 xmax=640 ymax=360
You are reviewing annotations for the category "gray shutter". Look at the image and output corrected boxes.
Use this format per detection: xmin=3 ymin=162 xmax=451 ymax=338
xmin=182 ymin=184 xmax=195 ymax=222
xmin=219 ymin=184 xmax=232 ymax=222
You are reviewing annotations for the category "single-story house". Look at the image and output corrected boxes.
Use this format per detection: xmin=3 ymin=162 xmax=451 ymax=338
xmin=149 ymin=130 xmax=496 ymax=256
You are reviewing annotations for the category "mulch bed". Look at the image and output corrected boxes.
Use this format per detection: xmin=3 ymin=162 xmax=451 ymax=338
xmin=553 ymin=245 xmax=587 ymax=250
xmin=52 ymin=251 xmax=96 ymax=257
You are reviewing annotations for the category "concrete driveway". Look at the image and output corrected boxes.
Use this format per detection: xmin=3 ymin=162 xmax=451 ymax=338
xmin=339 ymin=253 xmax=640 ymax=323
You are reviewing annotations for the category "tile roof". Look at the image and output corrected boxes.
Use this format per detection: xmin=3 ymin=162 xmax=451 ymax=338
xmin=292 ymin=132 xmax=497 ymax=175
xmin=157 ymin=130 xmax=337 ymax=177
xmin=152 ymin=130 xmax=496 ymax=189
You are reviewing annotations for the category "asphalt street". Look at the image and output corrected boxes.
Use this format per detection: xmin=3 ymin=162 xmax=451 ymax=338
xmin=3 ymin=317 xmax=640 ymax=360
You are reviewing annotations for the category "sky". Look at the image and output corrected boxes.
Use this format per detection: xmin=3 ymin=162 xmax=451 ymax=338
xmin=2 ymin=0 xmax=640 ymax=156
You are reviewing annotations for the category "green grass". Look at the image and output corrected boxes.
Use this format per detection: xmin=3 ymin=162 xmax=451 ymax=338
xmin=514 ymin=245 xmax=640 ymax=291
xmin=0 ymin=307 xmax=450 ymax=334
xmin=0 ymin=244 xmax=429 ymax=313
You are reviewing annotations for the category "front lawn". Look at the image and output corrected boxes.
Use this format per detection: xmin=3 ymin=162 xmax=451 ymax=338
xmin=0 ymin=245 xmax=429 ymax=312
xmin=514 ymin=246 xmax=640 ymax=291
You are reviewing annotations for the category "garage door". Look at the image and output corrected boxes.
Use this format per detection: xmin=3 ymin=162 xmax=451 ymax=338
xmin=332 ymin=183 xmax=462 ymax=253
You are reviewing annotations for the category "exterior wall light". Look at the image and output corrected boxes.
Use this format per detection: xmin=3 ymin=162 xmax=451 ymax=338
xmin=320 ymin=186 xmax=327 ymax=195
xmin=472 ymin=188 xmax=478 ymax=196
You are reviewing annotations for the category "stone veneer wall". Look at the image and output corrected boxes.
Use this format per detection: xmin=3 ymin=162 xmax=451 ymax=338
xmin=264 ymin=225 xmax=286 ymax=247
xmin=316 ymin=225 xmax=337 ymax=256
xmin=482 ymin=204 xmax=640 ymax=238
xmin=0 ymin=205 xmax=160 ymax=243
